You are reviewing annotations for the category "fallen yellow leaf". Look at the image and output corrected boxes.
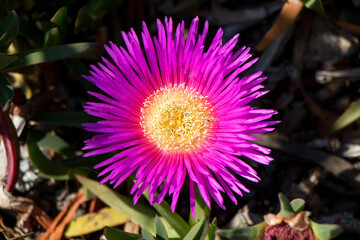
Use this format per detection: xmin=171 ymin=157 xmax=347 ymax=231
xmin=64 ymin=207 xmax=129 ymax=238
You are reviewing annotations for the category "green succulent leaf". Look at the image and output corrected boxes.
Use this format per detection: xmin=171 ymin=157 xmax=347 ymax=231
xmin=2 ymin=42 xmax=97 ymax=71
xmin=278 ymin=193 xmax=295 ymax=218
xmin=28 ymin=133 xmax=70 ymax=179
xmin=0 ymin=10 xmax=19 ymax=52
xmin=104 ymin=226 xmax=141 ymax=240
xmin=141 ymin=228 xmax=156 ymax=240
xmin=302 ymin=0 xmax=324 ymax=13
xmin=183 ymin=216 xmax=209 ymax=240
xmin=330 ymin=98 xmax=360 ymax=132
xmin=290 ymin=198 xmax=306 ymax=213
xmin=310 ymin=220 xmax=342 ymax=240
xmin=76 ymin=175 xmax=157 ymax=235
xmin=31 ymin=129 xmax=75 ymax=158
xmin=217 ymin=221 xmax=267 ymax=240
xmin=50 ymin=7 xmax=67 ymax=35
xmin=143 ymin=192 xmax=190 ymax=238
xmin=206 ymin=217 xmax=217 ymax=240
xmin=156 ymin=216 xmax=169 ymax=240
xmin=74 ymin=6 xmax=92 ymax=34
xmin=44 ymin=27 xmax=61 ymax=47
xmin=0 ymin=54 xmax=18 ymax=69
xmin=44 ymin=7 xmax=68 ymax=47
xmin=0 ymin=73 xmax=13 ymax=111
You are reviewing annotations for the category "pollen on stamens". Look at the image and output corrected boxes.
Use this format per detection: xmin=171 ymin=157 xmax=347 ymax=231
xmin=140 ymin=83 xmax=213 ymax=152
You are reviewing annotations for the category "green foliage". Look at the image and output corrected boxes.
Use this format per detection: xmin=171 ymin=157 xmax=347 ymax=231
xmin=290 ymin=198 xmax=306 ymax=213
xmin=2 ymin=42 xmax=97 ymax=71
xmin=310 ymin=220 xmax=342 ymax=240
xmin=0 ymin=10 xmax=19 ymax=52
xmin=104 ymin=227 xmax=141 ymax=240
xmin=44 ymin=7 xmax=67 ymax=46
xmin=183 ymin=216 xmax=209 ymax=240
xmin=0 ymin=73 xmax=13 ymax=110
xmin=76 ymin=175 xmax=158 ymax=235
xmin=28 ymin=133 xmax=70 ymax=179
xmin=156 ymin=216 xmax=169 ymax=240
xmin=217 ymin=222 xmax=267 ymax=240
xmin=75 ymin=0 xmax=122 ymax=33
xmin=302 ymin=0 xmax=324 ymax=13
xmin=104 ymin=215 xmax=211 ymax=240
xmin=278 ymin=193 xmax=295 ymax=218
xmin=31 ymin=129 xmax=75 ymax=158
xmin=331 ymin=99 xmax=360 ymax=132
xmin=143 ymin=192 xmax=190 ymax=238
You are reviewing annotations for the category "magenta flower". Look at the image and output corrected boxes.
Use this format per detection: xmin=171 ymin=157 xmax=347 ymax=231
xmin=83 ymin=17 xmax=278 ymax=216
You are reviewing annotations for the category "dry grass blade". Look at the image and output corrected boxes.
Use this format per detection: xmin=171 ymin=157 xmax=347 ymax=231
xmin=31 ymin=203 xmax=53 ymax=229
xmin=256 ymin=0 xmax=304 ymax=52
xmin=36 ymin=189 xmax=89 ymax=240
xmin=335 ymin=20 xmax=360 ymax=36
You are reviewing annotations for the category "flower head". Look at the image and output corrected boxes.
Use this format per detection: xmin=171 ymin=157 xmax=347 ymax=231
xmin=83 ymin=17 xmax=278 ymax=216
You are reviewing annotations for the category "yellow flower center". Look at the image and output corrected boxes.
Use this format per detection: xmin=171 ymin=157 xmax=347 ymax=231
xmin=140 ymin=84 xmax=213 ymax=152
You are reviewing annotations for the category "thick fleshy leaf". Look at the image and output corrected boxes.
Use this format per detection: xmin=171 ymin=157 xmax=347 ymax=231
xmin=141 ymin=228 xmax=155 ymax=240
xmin=33 ymin=111 xmax=99 ymax=128
xmin=76 ymin=175 xmax=157 ymax=234
xmin=0 ymin=10 xmax=19 ymax=52
xmin=330 ymin=99 xmax=360 ymax=132
xmin=44 ymin=27 xmax=61 ymax=47
xmin=74 ymin=6 xmax=92 ymax=34
xmin=206 ymin=218 xmax=217 ymax=240
xmin=217 ymin=222 xmax=267 ymax=240
xmin=31 ymin=129 xmax=75 ymax=158
xmin=278 ymin=193 xmax=295 ymax=218
xmin=50 ymin=7 xmax=67 ymax=35
xmin=28 ymin=134 xmax=69 ymax=179
xmin=2 ymin=42 xmax=97 ymax=71
xmin=290 ymin=198 xmax=306 ymax=213
xmin=64 ymin=207 xmax=128 ymax=237
xmin=104 ymin=226 xmax=141 ymax=240
xmin=44 ymin=7 xmax=68 ymax=47
xmin=0 ymin=54 xmax=18 ymax=70
xmin=0 ymin=109 xmax=19 ymax=192
xmin=156 ymin=216 xmax=169 ymax=240
xmin=183 ymin=216 xmax=209 ymax=240
xmin=0 ymin=73 xmax=14 ymax=111
xmin=310 ymin=220 xmax=342 ymax=240
xmin=302 ymin=0 xmax=324 ymax=13
xmin=143 ymin=192 xmax=190 ymax=238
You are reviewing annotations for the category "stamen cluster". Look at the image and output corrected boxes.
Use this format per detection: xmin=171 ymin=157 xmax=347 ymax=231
xmin=140 ymin=84 xmax=213 ymax=152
